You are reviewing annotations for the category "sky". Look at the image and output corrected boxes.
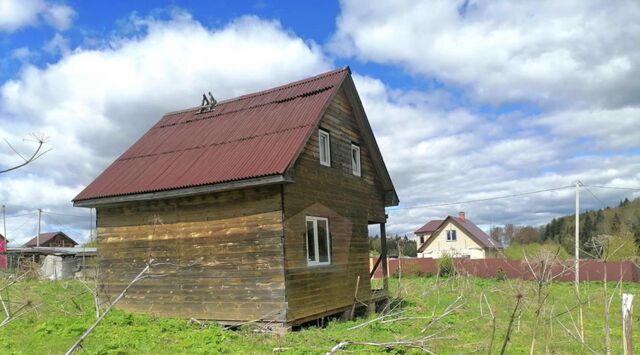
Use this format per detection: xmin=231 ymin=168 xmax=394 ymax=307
xmin=1 ymin=0 xmax=639 ymax=246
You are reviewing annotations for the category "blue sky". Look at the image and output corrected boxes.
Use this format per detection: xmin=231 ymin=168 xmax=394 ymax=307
xmin=1 ymin=0 xmax=639 ymax=245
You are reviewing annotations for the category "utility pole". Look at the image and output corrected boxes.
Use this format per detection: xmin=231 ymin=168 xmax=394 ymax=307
xmin=575 ymin=180 xmax=584 ymax=341
xmin=37 ymin=208 xmax=42 ymax=247
xmin=575 ymin=181 xmax=580 ymax=284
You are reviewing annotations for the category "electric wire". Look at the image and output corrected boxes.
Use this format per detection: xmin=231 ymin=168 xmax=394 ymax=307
xmin=583 ymin=184 xmax=640 ymax=192
xmin=391 ymin=185 xmax=574 ymax=211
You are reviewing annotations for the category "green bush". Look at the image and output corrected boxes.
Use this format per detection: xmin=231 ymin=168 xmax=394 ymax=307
xmin=437 ymin=254 xmax=455 ymax=277
xmin=494 ymin=267 xmax=507 ymax=281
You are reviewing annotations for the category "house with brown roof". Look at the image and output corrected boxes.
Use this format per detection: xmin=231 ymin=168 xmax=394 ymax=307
xmin=23 ymin=232 xmax=78 ymax=248
xmin=73 ymin=67 xmax=398 ymax=327
xmin=415 ymin=212 xmax=501 ymax=259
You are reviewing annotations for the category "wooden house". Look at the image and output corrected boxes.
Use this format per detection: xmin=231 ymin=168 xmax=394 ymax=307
xmin=23 ymin=232 xmax=78 ymax=248
xmin=415 ymin=212 xmax=502 ymax=259
xmin=73 ymin=67 xmax=398 ymax=326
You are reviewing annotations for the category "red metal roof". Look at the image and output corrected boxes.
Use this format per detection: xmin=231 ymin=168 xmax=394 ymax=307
xmin=74 ymin=68 xmax=349 ymax=202
xmin=23 ymin=232 xmax=78 ymax=247
xmin=415 ymin=220 xmax=444 ymax=235
xmin=416 ymin=216 xmax=501 ymax=249
xmin=452 ymin=217 xmax=502 ymax=249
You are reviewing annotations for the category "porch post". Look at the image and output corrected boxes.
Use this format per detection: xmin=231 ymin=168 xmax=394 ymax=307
xmin=380 ymin=221 xmax=388 ymax=293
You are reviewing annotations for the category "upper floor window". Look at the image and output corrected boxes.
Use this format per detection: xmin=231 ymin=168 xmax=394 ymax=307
xmin=351 ymin=144 xmax=361 ymax=176
xmin=319 ymin=130 xmax=331 ymax=167
xmin=446 ymin=230 xmax=457 ymax=241
xmin=306 ymin=216 xmax=331 ymax=266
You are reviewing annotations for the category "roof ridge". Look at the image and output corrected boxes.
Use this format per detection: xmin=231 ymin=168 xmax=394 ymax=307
xmin=163 ymin=67 xmax=348 ymax=117
xmin=159 ymin=85 xmax=334 ymax=129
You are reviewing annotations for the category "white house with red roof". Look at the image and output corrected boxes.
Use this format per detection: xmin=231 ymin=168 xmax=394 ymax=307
xmin=415 ymin=212 xmax=502 ymax=259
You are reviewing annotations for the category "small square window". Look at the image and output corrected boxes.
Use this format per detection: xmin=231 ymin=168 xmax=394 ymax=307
xmin=319 ymin=130 xmax=331 ymax=167
xmin=446 ymin=230 xmax=457 ymax=241
xmin=351 ymin=144 xmax=361 ymax=176
xmin=306 ymin=216 xmax=331 ymax=266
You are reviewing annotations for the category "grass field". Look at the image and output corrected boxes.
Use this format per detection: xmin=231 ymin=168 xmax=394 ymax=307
xmin=0 ymin=275 xmax=638 ymax=354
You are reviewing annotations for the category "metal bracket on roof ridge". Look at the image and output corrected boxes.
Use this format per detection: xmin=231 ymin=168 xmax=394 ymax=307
xmin=198 ymin=92 xmax=217 ymax=113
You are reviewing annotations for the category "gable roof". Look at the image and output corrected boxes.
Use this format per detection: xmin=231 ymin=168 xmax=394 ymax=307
xmin=73 ymin=67 xmax=398 ymax=207
xmin=0 ymin=233 xmax=6 ymax=242
xmin=23 ymin=232 xmax=78 ymax=247
xmin=415 ymin=220 xmax=444 ymax=235
xmin=417 ymin=216 xmax=502 ymax=252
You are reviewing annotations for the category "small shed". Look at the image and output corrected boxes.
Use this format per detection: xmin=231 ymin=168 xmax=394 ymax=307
xmin=23 ymin=232 xmax=78 ymax=248
xmin=73 ymin=67 xmax=398 ymax=326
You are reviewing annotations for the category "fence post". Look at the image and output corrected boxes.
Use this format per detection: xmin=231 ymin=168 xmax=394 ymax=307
xmin=622 ymin=293 xmax=634 ymax=355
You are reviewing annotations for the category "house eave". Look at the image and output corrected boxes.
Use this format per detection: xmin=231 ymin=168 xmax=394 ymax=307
xmin=73 ymin=175 xmax=293 ymax=207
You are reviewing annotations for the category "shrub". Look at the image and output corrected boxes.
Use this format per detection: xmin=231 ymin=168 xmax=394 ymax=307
xmin=437 ymin=254 xmax=455 ymax=278
xmin=494 ymin=267 xmax=507 ymax=281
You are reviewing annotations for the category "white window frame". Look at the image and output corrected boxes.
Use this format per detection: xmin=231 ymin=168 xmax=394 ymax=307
xmin=318 ymin=129 xmax=331 ymax=167
xmin=351 ymin=144 xmax=361 ymax=177
xmin=446 ymin=229 xmax=457 ymax=242
xmin=305 ymin=216 xmax=331 ymax=266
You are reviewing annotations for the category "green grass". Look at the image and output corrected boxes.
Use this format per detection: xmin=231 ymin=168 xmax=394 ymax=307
xmin=0 ymin=276 xmax=639 ymax=354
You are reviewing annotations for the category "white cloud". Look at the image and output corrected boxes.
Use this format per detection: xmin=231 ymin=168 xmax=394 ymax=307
xmin=0 ymin=0 xmax=75 ymax=32
xmin=331 ymin=0 xmax=640 ymax=108
xmin=354 ymin=75 xmax=640 ymax=235
xmin=0 ymin=12 xmax=329 ymax=245
xmin=532 ymin=107 xmax=640 ymax=151
xmin=1 ymin=6 xmax=638 ymax=245
xmin=41 ymin=3 xmax=75 ymax=31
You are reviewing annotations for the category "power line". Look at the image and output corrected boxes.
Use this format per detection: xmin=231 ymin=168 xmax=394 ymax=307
xmin=42 ymin=211 xmax=88 ymax=218
xmin=4 ymin=211 xmax=38 ymax=219
xmin=581 ymin=184 xmax=607 ymax=208
xmin=583 ymin=184 xmax=640 ymax=192
xmin=391 ymin=185 xmax=574 ymax=211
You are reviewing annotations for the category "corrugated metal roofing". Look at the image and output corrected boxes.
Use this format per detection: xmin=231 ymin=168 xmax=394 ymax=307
xmin=416 ymin=216 xmax=502 ymax=250
xmin=23 ymin=232 xmax=78 ymax=247
xmin=415 ymin=220 xmax=444 ymax=235
xmin=74 ymin=68 xmax=349 ymax=201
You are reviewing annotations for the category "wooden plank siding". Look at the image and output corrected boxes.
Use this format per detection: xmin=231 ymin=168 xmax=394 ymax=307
xmin=283 ymin=88 xmax=387 ymax=323
xmin=95 ymin=185 xmax=288 ymax=322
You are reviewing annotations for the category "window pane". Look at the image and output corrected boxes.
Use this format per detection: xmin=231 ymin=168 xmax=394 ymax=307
xmin=319 ymin=135 xmax=326 ymax=162
xmin=317 ymin=220 xmax=329 ymax=262
xmin=352 ymin=148 xmax=357 ymax=166
xmin=307 ymin=220 xmax=315 ymax=261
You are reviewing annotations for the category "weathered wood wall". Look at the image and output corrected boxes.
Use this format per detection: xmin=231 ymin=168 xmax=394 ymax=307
xmin=283 ymin=88 xmax=387 ymax=323
xmin=96 ymin=185 xmax=287 ymax=322
xmin=42 ymin=234 xmax=75 ymax=247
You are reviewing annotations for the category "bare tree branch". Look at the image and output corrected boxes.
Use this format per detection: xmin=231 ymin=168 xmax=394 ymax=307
xmin=0 ymin=134 xmax=51 ymax=174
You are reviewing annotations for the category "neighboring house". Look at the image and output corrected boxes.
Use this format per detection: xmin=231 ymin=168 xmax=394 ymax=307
xmin=23 ymin=232 xmax=78 ymax=248
xmin=73 ymin=67 xmax=399 ymax=327
xmin=415 ymin=212 xmax=501 ymax=259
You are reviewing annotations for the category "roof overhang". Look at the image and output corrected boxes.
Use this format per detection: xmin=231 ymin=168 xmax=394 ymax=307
xmin=73 ymin=174 xmax=292 ymax=208
xmin=340 ymin=75 xmax=400 ymax=207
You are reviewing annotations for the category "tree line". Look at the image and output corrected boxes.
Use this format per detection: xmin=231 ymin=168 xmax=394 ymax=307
xmin=492 ymin=197 xmax=640 ymax=260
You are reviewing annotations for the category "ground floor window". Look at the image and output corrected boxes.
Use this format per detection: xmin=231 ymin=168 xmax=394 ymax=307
xmin=306 ymin=216 xmax=331 ymax=266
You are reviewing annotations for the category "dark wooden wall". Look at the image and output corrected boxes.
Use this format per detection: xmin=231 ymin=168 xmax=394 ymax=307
xmin=283 ymin=88 xmax=387 ymax=323
xmin=95 ymin=185 xmax=287 ymax=322
xmin=42 ymin=234 xmax=76 ymax=247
